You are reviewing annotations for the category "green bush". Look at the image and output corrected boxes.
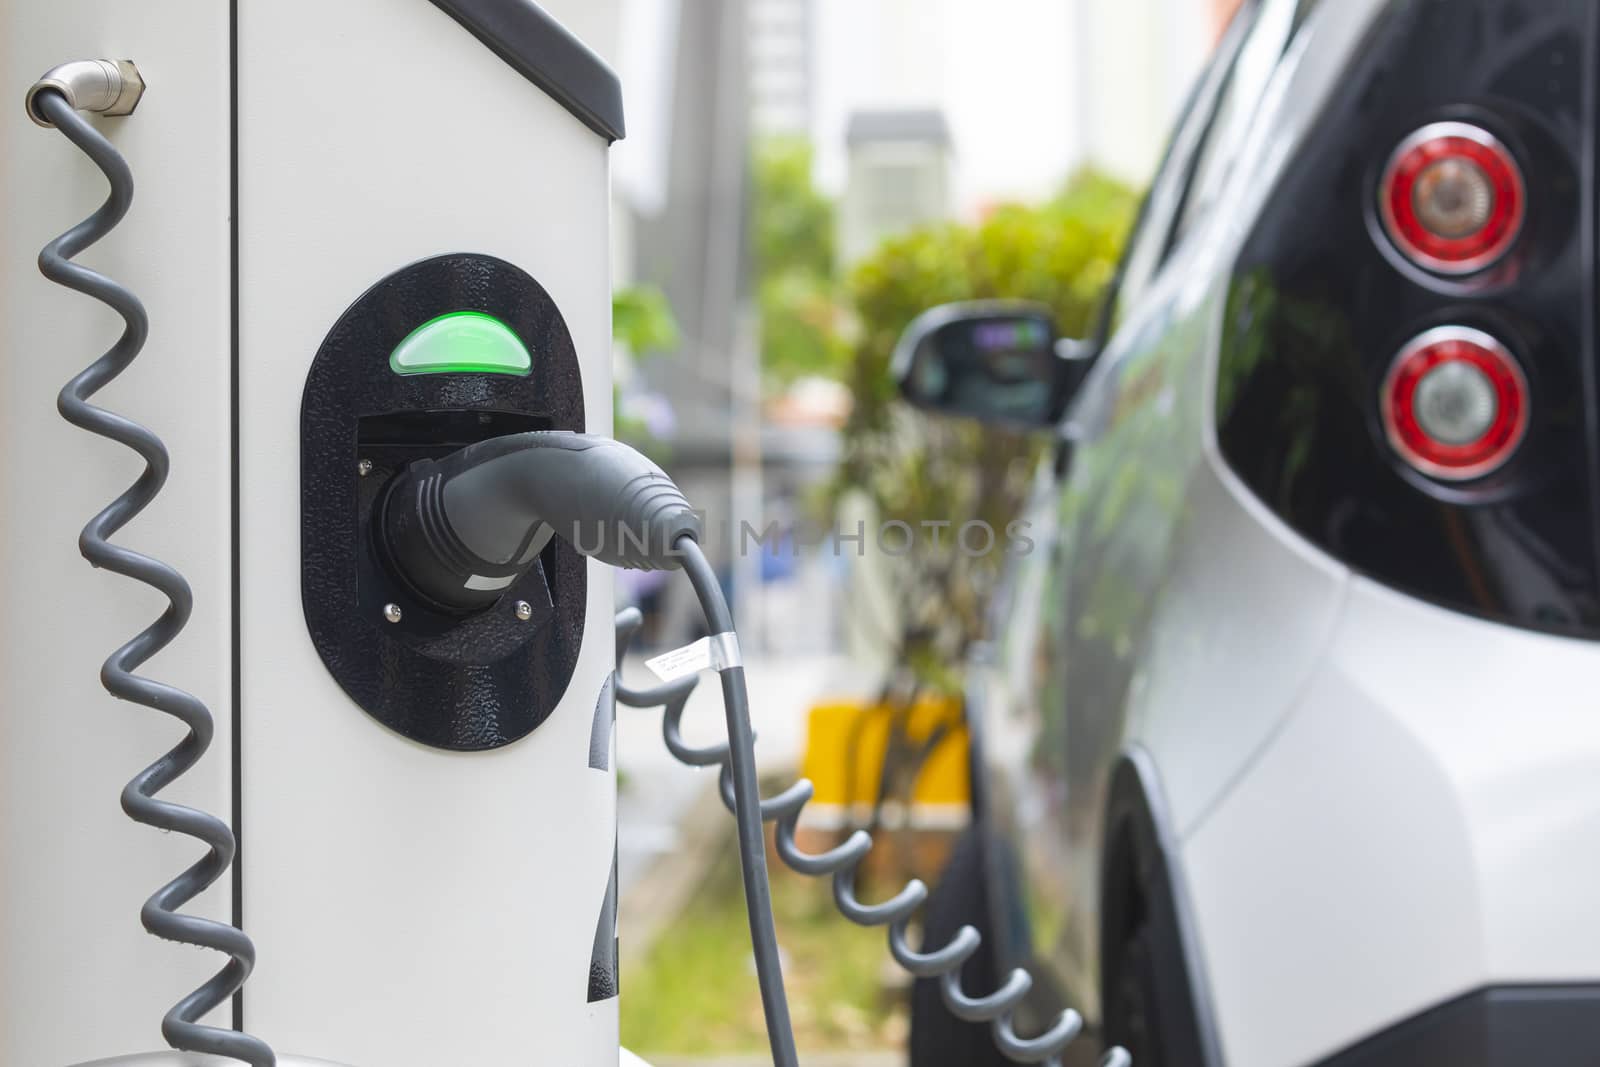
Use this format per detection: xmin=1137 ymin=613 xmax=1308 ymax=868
xmin=754 ymin=137 xmax=837 ymax=282
xmin=754 ymin=138 xmax=850 ymax=389
xmin=834 ymin=170 xmax=1138 ymax=686
xmin=613 ymin=284 xmax=680 ymax=356
xmin=613 ymin=284 xmax=680 ymax=450
xmin=759 ymin=271 xmax=852 ymax=387
xmin=844 ymin=170 xmax=1136 ymax=438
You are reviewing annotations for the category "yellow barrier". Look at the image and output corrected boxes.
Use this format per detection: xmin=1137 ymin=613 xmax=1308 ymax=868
xmin=799 ymin=695 xmax=971 ymax=811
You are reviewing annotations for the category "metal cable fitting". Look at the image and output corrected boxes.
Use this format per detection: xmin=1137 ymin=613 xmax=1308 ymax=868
xmin=26 ymin=59 xmax=144 ymax=128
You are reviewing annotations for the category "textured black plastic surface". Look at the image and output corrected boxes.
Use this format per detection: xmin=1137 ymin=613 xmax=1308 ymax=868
xmin=589 ymin=674 xmax=615 ymax=771
xmin=588 ymin=847 xmax=620 ymax=1003
xmin=301 ymin=253 xmax=587 ymax=751
xmin=587 ymin=674 xmax=619 ymax=1002
xmin=428 ymin=0 xmax=625 ymax=142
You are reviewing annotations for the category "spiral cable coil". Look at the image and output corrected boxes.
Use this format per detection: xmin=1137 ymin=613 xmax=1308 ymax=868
xmin=615 ymin=551 xmax=1131 ymax=1067
xmin=32 ymin=87 xmax=277 ymax=1066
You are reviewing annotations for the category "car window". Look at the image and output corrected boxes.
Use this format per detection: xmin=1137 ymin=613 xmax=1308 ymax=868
xmin=1102 ymin=0 xmax=1262 ymax=335
xmin=1168 ymin=0 xmax=1304 ymax=249
xmin=1290 ymin=0 xmax=1324 ymax=35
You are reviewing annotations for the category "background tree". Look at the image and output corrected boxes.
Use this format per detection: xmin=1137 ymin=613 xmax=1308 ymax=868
xmin=835 ymin=170 xmax=1139 ymax=690
xmin=612 ymin=284 xmax=680 ymax=450
xmin=753 ymin=137 xmax=851 ymax=388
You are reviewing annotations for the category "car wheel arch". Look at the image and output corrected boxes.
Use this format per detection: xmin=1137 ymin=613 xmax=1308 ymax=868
xmin=1100 ymin=745 xmax=1226 ymax=1067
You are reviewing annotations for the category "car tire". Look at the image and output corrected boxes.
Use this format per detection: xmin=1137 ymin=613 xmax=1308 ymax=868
xmin=909 ymin=829 xmax=1010 ymax=1067
xmin=1102 ymin=920 xmax=1168 ymax=1067
xmin=1101 ymin=757 xmax=1216 ymax=1067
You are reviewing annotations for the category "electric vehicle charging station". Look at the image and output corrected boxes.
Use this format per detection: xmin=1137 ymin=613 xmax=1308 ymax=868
xmin=3 ymin=3 xmax=622 ymax=1064
xmin=2 ymin=4 xmax=1131 ymax=1067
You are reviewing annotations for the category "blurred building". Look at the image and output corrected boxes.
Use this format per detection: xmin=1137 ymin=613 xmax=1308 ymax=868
xmin=749 ymin=0 xmax=817 ymax=137
xmin=584 ymin=0 xmax=758 ymax=640
xmin=839 ymin=109 xmax=954 ymax=264
xmin=626 ymin=0 xmax=750 ymax=468
xmin=812 ymin=0 xmax=1216 ymax=213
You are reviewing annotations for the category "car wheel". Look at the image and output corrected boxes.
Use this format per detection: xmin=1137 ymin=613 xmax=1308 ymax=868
xmin=1101 ymin=756 xmax=1222 ymax=1067
xmin=1103 ymin=920 xmax=1168 ymax=1067
xmin=909 ymin=829 xmax=1009 ymax=1067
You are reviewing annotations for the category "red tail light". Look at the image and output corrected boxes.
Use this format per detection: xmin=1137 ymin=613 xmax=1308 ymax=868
xmin=1379 ymin=122 xmax=1525 ymax=275
xmin=1382 ymin=326 xmax=1528 ymax=481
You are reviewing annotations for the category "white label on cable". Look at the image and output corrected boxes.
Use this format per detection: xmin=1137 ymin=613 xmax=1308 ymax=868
xmin=646 ymin=631 xmax=742 ymax=682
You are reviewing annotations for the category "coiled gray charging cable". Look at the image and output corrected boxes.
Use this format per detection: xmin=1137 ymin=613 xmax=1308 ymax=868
xmin=30 ymin=67 xmax=277 ymax=1066
xmin=617 ymin=540 xmax=1131 ymax=1067
xmin=379 ymin=430 xmax=1131 ymax=1067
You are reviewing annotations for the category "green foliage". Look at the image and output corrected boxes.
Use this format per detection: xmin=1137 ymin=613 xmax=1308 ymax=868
xmin=759 ymin=273 xmax=852 ymax=385
xmin=613 ymin=284 xmax=680 ymax=357
xmin=1051 ymin=166 xmax=1142 ymax=226
xmin=845 ymin=169 xmax=1136 ymax=439
xmin=612 ymin=284 xmax=681 ymax=451
xmin=753 ymin=138 xmax=846 ymax=389
xmin=621 ymin=824 xmax=898 ymax=1055
xmin=835 ymin=168 xmax=1138 ymax=680
xmin=754 ymin=137 xmax=837 ymax=282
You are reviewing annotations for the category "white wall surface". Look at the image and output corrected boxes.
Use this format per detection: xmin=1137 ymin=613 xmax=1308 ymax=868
xmin=236 ymin=1 xmax=617 ymax=1063
xmin=0 ymin=3 xmax=236 ymax=1063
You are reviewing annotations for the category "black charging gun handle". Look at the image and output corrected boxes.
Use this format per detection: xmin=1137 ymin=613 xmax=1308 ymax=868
xmin=381 ymin=431 xmax=703 ymax=613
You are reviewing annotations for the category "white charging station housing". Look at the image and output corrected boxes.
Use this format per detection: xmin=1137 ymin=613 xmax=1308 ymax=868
xmin=1 ymin=3 xmax=620 ymax=1064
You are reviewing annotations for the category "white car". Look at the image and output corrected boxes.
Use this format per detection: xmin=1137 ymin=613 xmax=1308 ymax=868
xmin=897 ymin=0 xmax=1600 ymax=1064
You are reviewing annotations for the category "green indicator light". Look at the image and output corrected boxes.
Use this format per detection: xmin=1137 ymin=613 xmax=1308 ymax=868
xmin=389 ymin=311 xmax=532 ymax=377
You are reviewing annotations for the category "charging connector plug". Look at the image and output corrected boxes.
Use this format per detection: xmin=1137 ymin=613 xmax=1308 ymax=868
xmin=380 ymin=431 xmax=702 ymax=613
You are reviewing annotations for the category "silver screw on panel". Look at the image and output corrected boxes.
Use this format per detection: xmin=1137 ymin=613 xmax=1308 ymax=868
xmin=383 ymin=603 xmax=403 ymax=623
xmin=357 ymin=458 xmax=374 ymax=477
xmin=514 ymin=600 xmax=534 ymax=621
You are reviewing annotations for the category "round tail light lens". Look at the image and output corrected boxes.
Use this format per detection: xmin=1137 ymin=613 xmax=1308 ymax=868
xmin=1380 ymin=122 xmax=1525 ymax=275
xmin=1382 ymin=326 xmax=1528 ymax=481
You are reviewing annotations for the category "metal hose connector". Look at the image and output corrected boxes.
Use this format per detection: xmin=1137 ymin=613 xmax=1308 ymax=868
xmin=614 ymin=606 xmax=1130 ymax=1067
xmin=31 ymin=84 xmax=276 ymax=1066
xmin=26 ymin=59 xmax=144 ymax=128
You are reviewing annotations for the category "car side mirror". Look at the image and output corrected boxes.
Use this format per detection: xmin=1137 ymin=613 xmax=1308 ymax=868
xmin=892 ymin=301 xmax=1090 ymax=430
